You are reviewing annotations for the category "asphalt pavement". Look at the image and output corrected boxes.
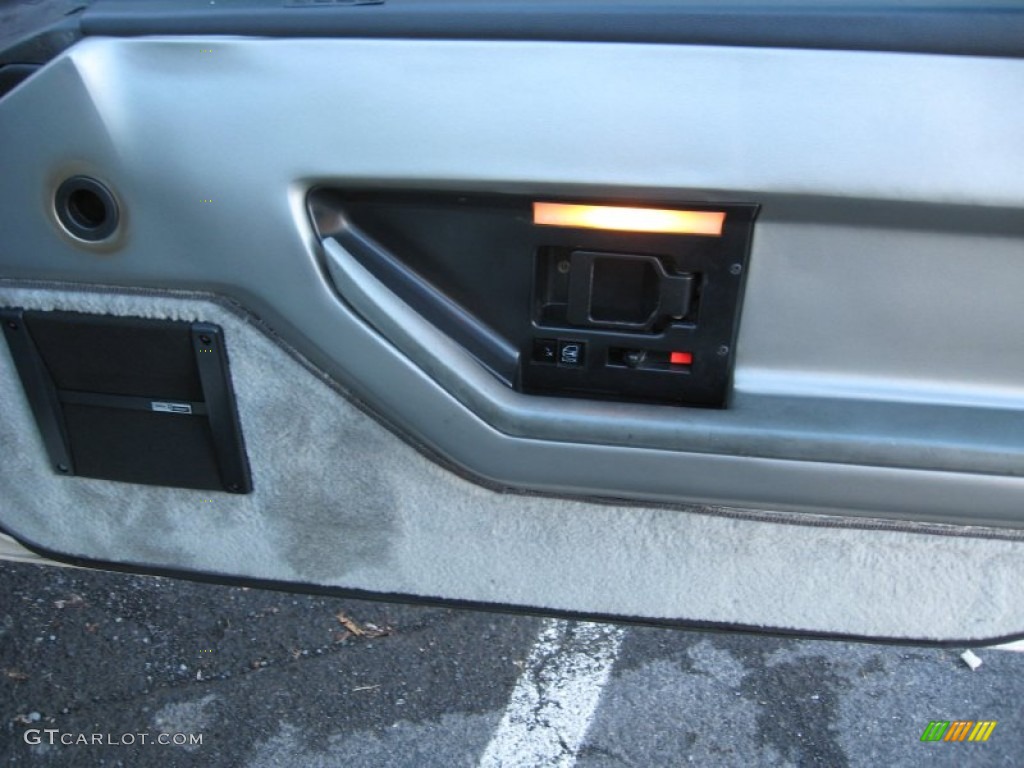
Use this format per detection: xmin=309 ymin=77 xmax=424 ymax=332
xmin=0 ymin=560 xmax=1020 ymax=767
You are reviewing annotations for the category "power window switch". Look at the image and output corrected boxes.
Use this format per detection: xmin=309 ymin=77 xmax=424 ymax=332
xmin=558 ymin=341 xmax=585 ymax=367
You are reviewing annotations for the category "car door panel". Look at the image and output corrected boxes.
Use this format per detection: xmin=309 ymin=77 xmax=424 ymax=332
xmin=2 ymin=6 xmax=1023 ymax=643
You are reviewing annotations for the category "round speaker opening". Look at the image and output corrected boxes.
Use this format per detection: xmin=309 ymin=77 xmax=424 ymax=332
xmin=55 ymin=176 xmax=119 ymax=241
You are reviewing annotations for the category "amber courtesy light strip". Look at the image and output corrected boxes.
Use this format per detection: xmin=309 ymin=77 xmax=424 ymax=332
xmin=533 ymin=202 xmax=725 ymax=236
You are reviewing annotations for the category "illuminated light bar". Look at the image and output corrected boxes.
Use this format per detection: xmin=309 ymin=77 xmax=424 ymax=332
xmin=669 ymin=351 xmax=693 ymax=365
xmin=533 ymin=202 xmax=725 ymax=236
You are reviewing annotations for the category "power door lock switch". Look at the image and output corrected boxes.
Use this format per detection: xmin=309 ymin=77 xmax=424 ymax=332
xmin=566 ymin=251 xmax=694 ymax=332
xmin=532 ymin=338 xmax=558 ymax=364
xmin=610 ymin=348 xmax=693 ymax=370
xmin=622 ymin=349 xmax=647 ymax=367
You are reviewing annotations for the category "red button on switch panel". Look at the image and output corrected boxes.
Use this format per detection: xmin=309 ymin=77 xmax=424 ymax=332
xmin=669 ymin=351 xmax=693 ymax=365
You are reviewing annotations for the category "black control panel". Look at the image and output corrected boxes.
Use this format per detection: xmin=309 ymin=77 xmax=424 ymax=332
xmin=310 ymin=191 xmax=758 ymax=407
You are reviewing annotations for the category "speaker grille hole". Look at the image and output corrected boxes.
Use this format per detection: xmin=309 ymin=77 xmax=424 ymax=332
xmin=67 ymin=188 xmax=107 ymax=230
xmin=55 ymin=176 xmax=119 ymax=241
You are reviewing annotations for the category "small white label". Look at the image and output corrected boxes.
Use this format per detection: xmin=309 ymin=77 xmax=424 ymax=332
xmin=151 ymin=402 xmax=192 ymax=415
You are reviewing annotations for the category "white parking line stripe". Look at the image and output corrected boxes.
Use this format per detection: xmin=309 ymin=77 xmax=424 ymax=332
xmin=990 ymin=639 xmax=1024 ymax=652
xmin=479 ymin=619 xmax=626 ymax=768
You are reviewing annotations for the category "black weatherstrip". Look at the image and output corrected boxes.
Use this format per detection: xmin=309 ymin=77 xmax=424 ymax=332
xmin=80 ymin=0 xmax=1024 ymax=59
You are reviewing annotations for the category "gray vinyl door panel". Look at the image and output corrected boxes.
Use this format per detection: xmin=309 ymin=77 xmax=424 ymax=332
xmin=1 ymin=36 xmax=1023 ymax=642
